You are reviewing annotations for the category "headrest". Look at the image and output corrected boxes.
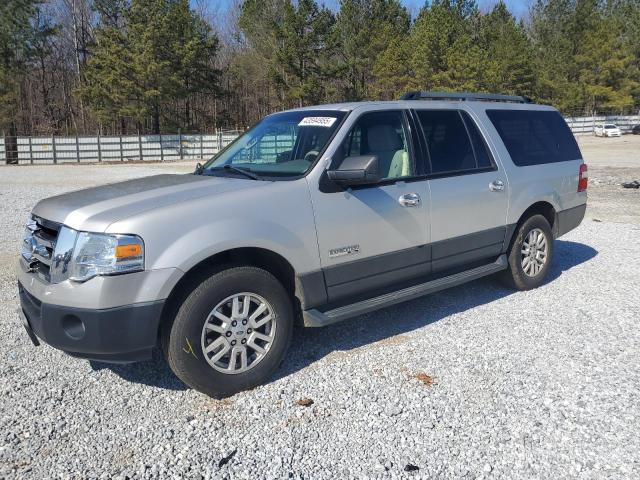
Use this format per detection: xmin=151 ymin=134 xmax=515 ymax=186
xmin=367 ymin=124 xmax=403 ymax=152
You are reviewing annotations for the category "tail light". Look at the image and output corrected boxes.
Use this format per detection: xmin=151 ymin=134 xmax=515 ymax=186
xmin=578 ymin=164 xmax=588 ymax=192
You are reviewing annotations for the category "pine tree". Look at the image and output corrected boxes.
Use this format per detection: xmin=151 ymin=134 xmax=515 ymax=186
xmin=0 ymin=0 xmax=48 ymax=136
xmin=529 ymin=0 xmax=591 ymax=112
xmin=333 ymin=0 xmax=410 ymax=100
xmin=164 ymin=0 xmax=220 ymax=129
xmin=274 ymin=0 xmax=335 ymax=107
xmin=79 ymin=26 xmax=140 ymax=133
xmin=237 ymin=0 xmax=290 ymax=109
xmin=577 ymin=6 xmax=639 ymax=112
xmin=371 ymin=37 xmax=413 ymax=100
xmin=529 ymin=0 xmax=640 ymax=113
xmin=480 ymin=1 xmax=536 ymax=97
xmin=409 ymin=0 xmax=483 ymax=91
xmin=82 ymin=0 xmax=220 ymax=133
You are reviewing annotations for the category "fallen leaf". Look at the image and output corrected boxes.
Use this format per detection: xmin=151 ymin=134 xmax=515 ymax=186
xmin=217 ymin=448 xmax=237 ymax=468
xmin=415 ymin=373 xmax=435 ymax=386
xmin=404 ymin=464 xmax=420 ymax=472
xmin=296 ymin=398 xmax=314 ymax=407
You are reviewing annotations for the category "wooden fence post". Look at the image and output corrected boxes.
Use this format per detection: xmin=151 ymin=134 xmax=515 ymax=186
xmin=138 ymin=133 xmax=143 ymax=161
xmin=159 ymin=133 xmax=164 ymax=162
xmin=76 ymin=135 xmax=80 ymax=163
xmin=28 ymin=136 xmax=33 ymax=164
xmin=97 ymin=133 xmax=102 ymax=162
xmin=52 ymin=135 xmax=57 ymax=164
xmin=179 ymin=129 xmax=183 ymax=160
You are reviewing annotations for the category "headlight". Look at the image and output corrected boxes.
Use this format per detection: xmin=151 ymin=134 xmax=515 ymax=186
xmin=45 ymin=226 xmax=144 ymax=283
xmin=69 ymin=231 xmax=144 ymax=281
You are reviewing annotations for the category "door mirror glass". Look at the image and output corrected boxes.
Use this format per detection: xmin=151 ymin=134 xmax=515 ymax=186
xmin=327 ymin=155 xmax=380 ymax=185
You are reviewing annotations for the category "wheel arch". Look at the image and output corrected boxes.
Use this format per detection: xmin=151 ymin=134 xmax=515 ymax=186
xmin=158 ymin=247 xmax=308 ymax=341
xmin=505 ymin=201 xmax=558 ymax=253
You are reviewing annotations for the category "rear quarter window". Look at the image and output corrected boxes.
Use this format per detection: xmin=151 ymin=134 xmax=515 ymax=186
xmin=486 ymin=110 xmax=582 ymax=166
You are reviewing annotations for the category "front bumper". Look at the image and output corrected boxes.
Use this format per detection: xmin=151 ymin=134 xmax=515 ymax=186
xmin=18 ymin=282 xmax=165 ymax=363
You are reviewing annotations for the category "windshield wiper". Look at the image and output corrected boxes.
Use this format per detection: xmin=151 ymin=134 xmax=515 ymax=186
xmin=208 ymin=164 xmax=261 ymax=180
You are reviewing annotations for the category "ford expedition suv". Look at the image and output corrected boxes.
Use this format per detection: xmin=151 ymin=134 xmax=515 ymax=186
xmin=18 ymin=91 xmax=587 ymax=397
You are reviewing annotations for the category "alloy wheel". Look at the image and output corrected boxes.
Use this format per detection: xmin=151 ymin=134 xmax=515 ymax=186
xmin=520 ymin=228 xmax=548 ymax=277
xmin=201 ymin=293 xmax=276 ymax=374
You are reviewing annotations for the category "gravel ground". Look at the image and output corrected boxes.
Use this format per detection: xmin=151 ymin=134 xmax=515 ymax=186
xmin=1 ymin=144 xmax=639 ymax=479
xmin=576 ymin=135 xmax=640 ymax=224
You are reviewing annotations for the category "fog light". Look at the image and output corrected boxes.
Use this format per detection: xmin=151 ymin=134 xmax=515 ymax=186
xmin=61 ymin=314 xmax=85 ymax=340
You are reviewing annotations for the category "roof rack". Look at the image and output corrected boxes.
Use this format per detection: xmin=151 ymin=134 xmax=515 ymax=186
xmin=400 ymin=91 xmax=532 ymax=104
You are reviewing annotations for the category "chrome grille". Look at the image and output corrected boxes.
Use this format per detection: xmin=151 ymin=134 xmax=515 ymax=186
xmin=23 ymin=217 xmax=61 ymax=282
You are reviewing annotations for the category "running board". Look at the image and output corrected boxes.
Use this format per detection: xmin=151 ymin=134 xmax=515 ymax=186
xmin=303 ymin=254 xmax=507 ymax=327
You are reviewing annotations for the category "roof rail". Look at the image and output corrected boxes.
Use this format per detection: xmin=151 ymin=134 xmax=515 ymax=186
xmin=400 ymin=91 xmax=532 ymax=104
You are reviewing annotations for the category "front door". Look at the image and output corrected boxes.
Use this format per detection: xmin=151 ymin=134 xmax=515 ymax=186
xmin=308 ymin=109 xmax=431 ymax=303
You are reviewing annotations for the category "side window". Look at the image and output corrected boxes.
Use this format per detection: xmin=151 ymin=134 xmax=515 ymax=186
xmin=461 ymin=111 xmax=494 ymax=169
xmin=486 ymin=109 xmax=582 ymax=166
xmin=416 ymin=110 xmax=477 ymax=174
xmin=343 ymin=124 xmax=362 ymax=157
xmin=231 ymin=123 xmax=297 ymax=164
xmin=338 ymin=111 xmax=413 ymax=181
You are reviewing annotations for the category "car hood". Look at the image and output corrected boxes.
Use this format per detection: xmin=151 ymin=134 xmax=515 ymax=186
xmin=32 ymin=174 xmax=263 ymax=232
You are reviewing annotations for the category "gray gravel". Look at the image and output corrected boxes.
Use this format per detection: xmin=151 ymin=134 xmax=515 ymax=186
xmin=1 ymin=163 xmax=639 ymax=479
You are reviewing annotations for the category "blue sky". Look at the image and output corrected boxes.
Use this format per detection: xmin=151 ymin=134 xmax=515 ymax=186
xmin=192 ymin=0 xmax=532 ymax=22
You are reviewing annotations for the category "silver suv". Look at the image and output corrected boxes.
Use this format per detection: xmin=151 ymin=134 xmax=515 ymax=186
xmin=18 ymin=92 xmax=588 ymax=397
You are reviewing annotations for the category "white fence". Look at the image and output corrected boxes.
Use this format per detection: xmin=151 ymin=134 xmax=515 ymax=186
xmin=2 ymin=114 xmax=640 ymax=164
xmin=565 ymin=114 xmax=640 ymax=136
xmin=0 ymin=131 xmax=241 ymax=165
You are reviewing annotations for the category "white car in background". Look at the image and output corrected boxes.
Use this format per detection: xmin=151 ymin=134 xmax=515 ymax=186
xmin=595 ymin=123 xmax=622 ymax=137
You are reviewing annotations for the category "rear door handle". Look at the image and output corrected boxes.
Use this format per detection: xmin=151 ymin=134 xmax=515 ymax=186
xmin=489 ymin=180 xmax=505 ymax=192
xmin=398 ymin=193 xmax=421 ymax=207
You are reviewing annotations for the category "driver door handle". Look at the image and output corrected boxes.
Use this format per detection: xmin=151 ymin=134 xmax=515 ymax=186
xmin=398 ymin=193 xmax=421 ymax=207
xmin=489 ymin=180 xmax=505 ymax=192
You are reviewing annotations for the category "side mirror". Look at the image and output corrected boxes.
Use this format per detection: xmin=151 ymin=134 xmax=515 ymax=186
xmin=327 ymin=155 xmax=380 ymax=186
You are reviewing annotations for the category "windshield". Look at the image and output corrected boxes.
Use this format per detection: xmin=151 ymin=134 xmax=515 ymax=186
xmin=203 ymin=110 xmax=347 ymax=178
xmin=605 ymin=124 xmax=617 ymax=129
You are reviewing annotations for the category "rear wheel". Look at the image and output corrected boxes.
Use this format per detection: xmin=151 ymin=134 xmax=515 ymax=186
xmin=163 ymin=266 xmax=293 ymax=398
xmin=502 ymin=214 xmax=553 ymax=290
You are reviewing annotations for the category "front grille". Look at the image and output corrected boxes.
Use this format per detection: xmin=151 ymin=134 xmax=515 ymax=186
xmin=26 ymin=217 xmax=61 ymax=283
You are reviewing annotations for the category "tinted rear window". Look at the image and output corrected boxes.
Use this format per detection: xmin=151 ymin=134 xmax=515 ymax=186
xmin=486 ymin=110 xmax=581 ymax=166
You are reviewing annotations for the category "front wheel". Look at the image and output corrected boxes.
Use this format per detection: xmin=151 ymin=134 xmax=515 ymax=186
xmin=501 ymin=214 xmax=554 ymax=291
xmin=163 ymin=266 xmax=293 ymax=398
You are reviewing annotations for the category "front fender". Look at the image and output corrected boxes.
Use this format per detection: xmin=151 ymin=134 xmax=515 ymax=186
xmin=106 ymin=178 xmax=321 ymax=277
xmin=154 ymin=218 xmax=312 ymax=273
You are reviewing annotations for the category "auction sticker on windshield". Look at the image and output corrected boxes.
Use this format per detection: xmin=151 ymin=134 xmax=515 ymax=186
xmin=298 ymin=117 xmax=338 ymax=128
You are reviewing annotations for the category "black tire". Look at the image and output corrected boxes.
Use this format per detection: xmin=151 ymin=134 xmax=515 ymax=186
xmin=162 ymin=266 xmax=293 ymax=398
xmin=501 ymin=214 xmax=554 ymax=291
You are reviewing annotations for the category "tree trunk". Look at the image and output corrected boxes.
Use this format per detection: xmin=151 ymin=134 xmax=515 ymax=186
xmin=185 ymin=98 xmax=190 ymax=130
xmin=152 ymin=104 xmax=160 ymax=134
xmin=5 ymin=122 xmax=18 ymax=165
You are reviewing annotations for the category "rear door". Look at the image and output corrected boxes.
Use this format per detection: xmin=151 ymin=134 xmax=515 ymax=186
xmin=413 ymin=108 xmax=509 ymax=272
